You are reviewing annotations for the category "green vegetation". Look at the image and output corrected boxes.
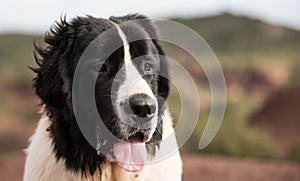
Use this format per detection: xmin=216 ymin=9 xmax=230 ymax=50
xmin=0 ymin=34 xmax=43 ymax=79
xmin=198 ymin=111 xmax=276 ymax=159
xmin=290 ymin=58 xmax=300 ymax=84
xmin=286 ymin=142 xmax=300 ymax=163
xmin=175 ymin=97 xmax=277 ymax=159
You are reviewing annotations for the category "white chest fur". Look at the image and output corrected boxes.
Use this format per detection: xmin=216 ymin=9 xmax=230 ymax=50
xmin=23 ymin=110 xmax=182 ymax=181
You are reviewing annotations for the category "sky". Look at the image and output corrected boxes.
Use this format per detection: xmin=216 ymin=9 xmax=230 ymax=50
xmin=0 ymin=0 xmax=299 ymax=34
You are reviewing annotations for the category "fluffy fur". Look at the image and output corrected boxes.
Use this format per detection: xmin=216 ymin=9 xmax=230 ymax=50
xmin=24 ymin=14 xmax=182 ymax=181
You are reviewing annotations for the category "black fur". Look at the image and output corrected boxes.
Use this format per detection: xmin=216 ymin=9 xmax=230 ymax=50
xmin=31 ymin=14 xmax=169 ymax=176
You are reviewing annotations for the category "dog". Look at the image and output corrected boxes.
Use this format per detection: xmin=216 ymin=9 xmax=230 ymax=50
xmin=23 ymin=14 xmax=182 ymax=181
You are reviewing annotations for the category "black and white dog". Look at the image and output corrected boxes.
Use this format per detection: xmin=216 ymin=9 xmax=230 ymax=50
xmin=24 ymin=14 xmax=182 ymax=180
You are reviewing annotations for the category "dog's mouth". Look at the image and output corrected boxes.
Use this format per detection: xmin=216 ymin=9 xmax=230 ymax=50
xmin=96 ymin=119 xmax=154 ymax=172
xmin=127 ymin=131 xmax=150 ymax=143
xmin=113 ymin=130 xmax=151 ymax=172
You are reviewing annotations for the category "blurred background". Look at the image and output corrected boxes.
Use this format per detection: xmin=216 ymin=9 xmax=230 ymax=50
xmin=0 ymin=0 xmax=300 ymax=180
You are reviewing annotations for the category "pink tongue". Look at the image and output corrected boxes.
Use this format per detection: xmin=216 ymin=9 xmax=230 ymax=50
xmin=113 ymin=141 xmax=146 ymax=172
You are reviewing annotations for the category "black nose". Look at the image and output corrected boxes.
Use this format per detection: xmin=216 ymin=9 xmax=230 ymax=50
xmin=124 ymin=94 xmax=156 ymax=119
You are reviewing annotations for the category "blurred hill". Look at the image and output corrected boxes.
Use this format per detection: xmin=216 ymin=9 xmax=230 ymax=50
xmin=173 ymin=13 xmax=300 ymax=54
xmin=0 ymin=13 xmax=300 ymax=169
xmin=1 ymin=13 xmax=300 ymax=80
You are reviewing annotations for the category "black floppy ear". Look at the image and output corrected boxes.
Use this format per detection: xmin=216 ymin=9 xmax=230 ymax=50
xmin=30 ymin=16 xmax=74 ymax=109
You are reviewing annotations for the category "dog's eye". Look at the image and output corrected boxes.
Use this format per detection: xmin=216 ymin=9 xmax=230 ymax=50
xmin=144 ymin=62 xmax=152 ymax=72
xmin=97 ymin=63 xmax=108 ymax=73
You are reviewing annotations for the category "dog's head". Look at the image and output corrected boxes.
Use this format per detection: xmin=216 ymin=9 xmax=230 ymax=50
xmin=31 ymin=14 xmax=169 ymax=174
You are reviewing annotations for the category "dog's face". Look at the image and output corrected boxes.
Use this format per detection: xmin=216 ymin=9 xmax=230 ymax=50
xmin=93 ymin=24 xmax=165 ymax=171
xmin=32 ymin=14 xmax=169 ymax=174
xmin=95 ymin=38 xmax=161 ymax=142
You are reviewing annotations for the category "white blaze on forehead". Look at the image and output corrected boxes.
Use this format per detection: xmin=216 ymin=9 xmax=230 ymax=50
xmin=114 ymin=24 xmax=155 ymax=99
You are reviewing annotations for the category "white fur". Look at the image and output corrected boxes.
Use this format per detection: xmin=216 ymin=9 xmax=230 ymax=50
xmin=23 ymin=114 xmax=78 ymax=181
xmin=23 ymin=109 xmax=182 ymax=181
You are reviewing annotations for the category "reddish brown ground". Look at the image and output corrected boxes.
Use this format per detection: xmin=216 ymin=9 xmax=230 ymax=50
xmin=182 ymin=154 xmax=300 ymax=181
xmin=0 ymin=152 xmax=299 ymax=181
